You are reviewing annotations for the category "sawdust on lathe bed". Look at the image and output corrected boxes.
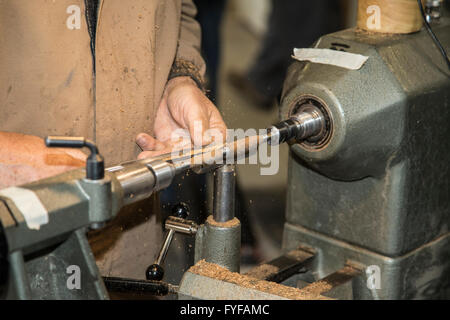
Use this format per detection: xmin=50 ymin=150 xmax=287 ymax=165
xmin=189 ymin=260 xmax=332 ymax=300
xmin=206 ymin=215 xmax=240 ymax=228
xmin=244 ymin=263 xmax=280 ymax=280
xmin=298 ymin=279 xmax=333 ymax=296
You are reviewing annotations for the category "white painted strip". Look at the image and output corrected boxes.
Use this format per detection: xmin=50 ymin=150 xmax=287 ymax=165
xmin=0 ymin=187 xmax=49 ymax=230
xmin=292 ymin=48 xmax=369 ymax=70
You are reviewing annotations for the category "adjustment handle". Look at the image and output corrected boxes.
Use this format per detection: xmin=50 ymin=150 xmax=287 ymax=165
xmin=145 ymin=203 xmax=192 ymax=281
xmin=45 ymin=136 xmax=104 ymax=180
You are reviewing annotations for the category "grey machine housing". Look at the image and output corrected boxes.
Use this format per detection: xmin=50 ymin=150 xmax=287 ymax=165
xmin=280 ymin=18 xmax=450 ymax=299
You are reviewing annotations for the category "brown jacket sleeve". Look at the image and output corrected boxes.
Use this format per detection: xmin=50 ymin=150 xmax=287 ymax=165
xmin=169 ymin=0 xmax=206 ymax=90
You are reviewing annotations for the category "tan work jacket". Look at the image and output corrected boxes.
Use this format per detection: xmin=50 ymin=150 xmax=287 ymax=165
xmin=0 ymin=0 xmax=205 ymax=278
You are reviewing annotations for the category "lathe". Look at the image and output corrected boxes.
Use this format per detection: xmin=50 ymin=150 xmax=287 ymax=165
xmin=1 ymin=0 xmax=449 ymax=300
xmin=179 ymin=0 xmax=450 ymax=300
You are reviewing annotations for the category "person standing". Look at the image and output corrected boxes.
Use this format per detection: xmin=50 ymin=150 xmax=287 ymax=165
xmin=0 ymin=0 xmax=226 ymax=279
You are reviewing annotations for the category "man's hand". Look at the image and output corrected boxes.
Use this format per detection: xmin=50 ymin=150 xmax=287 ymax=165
xmin=0 ymin=132 xmax=87 ymax=188
xmin=136 ymin=76 xmax=227 ymax=159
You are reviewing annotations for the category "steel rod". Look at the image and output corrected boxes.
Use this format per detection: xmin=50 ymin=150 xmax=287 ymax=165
xmin=213 ymin=164 xmax=236 ymax=222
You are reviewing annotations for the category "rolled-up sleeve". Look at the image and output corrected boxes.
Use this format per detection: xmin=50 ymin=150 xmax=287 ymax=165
xmin=168 ymin=0 xmax=207 ymax=90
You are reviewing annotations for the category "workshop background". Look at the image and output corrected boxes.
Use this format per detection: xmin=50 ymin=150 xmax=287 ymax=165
xmin=160 ymin=0 xmax=358 ymax=286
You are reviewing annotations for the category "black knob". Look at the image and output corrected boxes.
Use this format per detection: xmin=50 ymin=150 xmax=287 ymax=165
xmin=45 ymin=136 xmax=104 ymax=180
xmin=146 ymin=264 xmax=164 ymax=281
xmin=171 ymin=202 xmax=190 ymax=219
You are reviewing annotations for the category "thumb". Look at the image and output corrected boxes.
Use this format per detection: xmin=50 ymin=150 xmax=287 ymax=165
xmin=136 ymin=133 xmax=166 ymax=151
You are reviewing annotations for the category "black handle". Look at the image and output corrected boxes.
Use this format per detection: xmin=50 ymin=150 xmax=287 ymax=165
xmin=145 ymin=264 xmax=165 ymax=281
xmin=171 ymin=202 xmax=190 ymax=219
xmin=103 ymin=276 xmax=173 ymax=296
xmin=45 ymin=136 xmax=104 ymax=180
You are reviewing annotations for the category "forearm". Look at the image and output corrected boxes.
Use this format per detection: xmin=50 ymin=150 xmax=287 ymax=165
xmin=0 ymin=131 xmax=86 ymax=188
xmin=0 ymin=132 xmax=84 ymax=166
xmin=0 ymin=132 xmax=45 ymax=165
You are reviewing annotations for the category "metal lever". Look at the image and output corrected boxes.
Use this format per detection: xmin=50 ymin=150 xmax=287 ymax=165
xmin=146 ymin=203 xmax=198 ymax=281
xmin=45 ymin=136 xmax=105 ymax=180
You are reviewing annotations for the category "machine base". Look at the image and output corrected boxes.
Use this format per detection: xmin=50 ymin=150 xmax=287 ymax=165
xmin=283 ymin=222 xmax=450 ymax=299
